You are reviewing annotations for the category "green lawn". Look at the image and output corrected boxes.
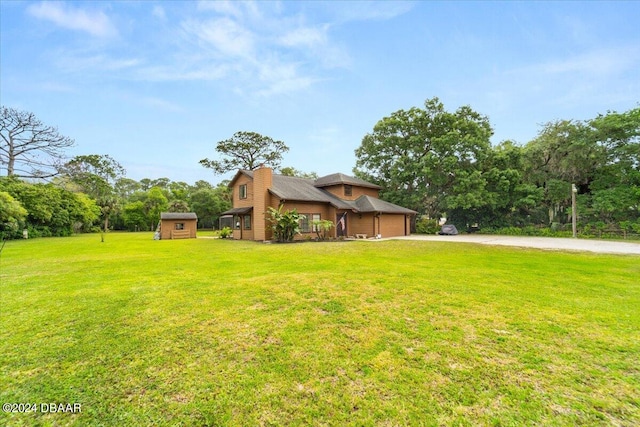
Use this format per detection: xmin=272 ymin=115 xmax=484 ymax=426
xmin=1 ymin=233 xmax=639 ymax=426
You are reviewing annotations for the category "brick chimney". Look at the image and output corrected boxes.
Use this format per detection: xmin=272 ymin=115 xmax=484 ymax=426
xmin=253 ymin=166 xmax=273 ymax=240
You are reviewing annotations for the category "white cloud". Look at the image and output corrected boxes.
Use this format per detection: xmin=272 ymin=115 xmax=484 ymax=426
xmin=477 ymin=45 xmax=640 ymax=124
xmin=255 ymin=59 xmax=319 ymax=96
xmin=136 ymin=63 xmax=230 ymax=82
xmin=184 ymin=18 xmax=255 ymax=58
xmin=27 ymin=1 xmax=117 ymax=38
xmin=324 ymin=1 xmax=415 ymax=23
xmin=137 ymin=96 xmax=184 ymax=113
xmin=256 ymin=76 xmax=317 ymax=97
xmin=27 ymin=1 xmax=354 ymax=98
xmin=55 ymin=53 xmax=141 ymax=73
xmin=537 ymin=48 xmax=639 ymax=76
xmin=152 ymin=5 xmax=166 ymax=22
xmin=279 ymin=26 xmax=328 ymax=48
xmin=197 ymin=0 xmax=244 ymax=18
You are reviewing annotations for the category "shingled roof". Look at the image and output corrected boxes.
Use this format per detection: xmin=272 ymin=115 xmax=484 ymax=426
xmin=160 ymin=212 xmax=198 ymax=220
xmin=227 ymin=170 xmax=415 ymax=214
xmin=313 ymin=173 xmax=381 ymax=189
xmin=352 ymin=195 xmax=416 ymax=214
xmin=271 ymin=174 xmax=414 ymax=214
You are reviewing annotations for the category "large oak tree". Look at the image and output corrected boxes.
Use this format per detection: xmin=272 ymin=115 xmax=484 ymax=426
xmin=354 ymin=97 xmax=493 ymax=218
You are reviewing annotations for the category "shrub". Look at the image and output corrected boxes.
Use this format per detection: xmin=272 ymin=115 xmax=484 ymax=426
xmin=267 ymin=206 xmax=302 ymax=242
xmin=218 ymin=227 xmax=232 ymax=239
xmin=415 ymin=217 xmax=439 ymax=234
xmin=312 ymin=219 xmax=334 ymax=241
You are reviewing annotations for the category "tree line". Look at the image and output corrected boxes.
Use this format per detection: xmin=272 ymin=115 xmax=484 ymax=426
xmin=354 ymin=98 xmax=640 ymax=237
xmin=0 ymin=172 xmax=231 ymax=239
xmin=2 ymin=100 xmax=639 ymax=239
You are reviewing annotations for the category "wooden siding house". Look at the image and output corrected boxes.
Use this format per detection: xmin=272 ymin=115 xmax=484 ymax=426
xmin=220 ymin=166 xmax=416 ymax=241
xmin=159 ymin=212 xmax=198 ymax=239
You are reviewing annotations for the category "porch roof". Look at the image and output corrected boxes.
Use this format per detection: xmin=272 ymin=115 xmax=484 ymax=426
xmin=221 ymin=207 xmax=253 ymax=216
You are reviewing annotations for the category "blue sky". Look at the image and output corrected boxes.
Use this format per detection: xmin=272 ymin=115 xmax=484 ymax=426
xmin=2 ymin=1 xmax=639 ymax=185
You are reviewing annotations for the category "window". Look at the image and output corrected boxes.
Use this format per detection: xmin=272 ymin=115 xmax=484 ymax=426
xmin=344 ymin=185 xmax=352 ymax=196
xmin=299 ymin=214 xmax=310 ymax=233
xmin=239 ymin=184 xmax=247 ymax=199
xmin=175 ymin=223 xmax=185 ymax=230
xmin=243 ymin=215 xmax=251 ymax=230
xmin=311 ymin=214 xmax=321 ymax=232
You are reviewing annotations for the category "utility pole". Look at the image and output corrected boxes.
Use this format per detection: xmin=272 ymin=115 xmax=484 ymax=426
xmin=572 ymin=184 xmax=577 ymax=238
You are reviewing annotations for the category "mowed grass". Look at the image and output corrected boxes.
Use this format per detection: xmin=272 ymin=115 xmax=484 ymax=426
xmin=1 ymin=233 xmax=639 ymax=426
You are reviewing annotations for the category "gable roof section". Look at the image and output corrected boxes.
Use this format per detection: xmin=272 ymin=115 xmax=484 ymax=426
xmin=314 ymin=173 xmax=381 ymax=189
xmin=228 ymin=169 xmax=254 ymax=187
xmin=353 ymin=196 xmax=417 ymax=214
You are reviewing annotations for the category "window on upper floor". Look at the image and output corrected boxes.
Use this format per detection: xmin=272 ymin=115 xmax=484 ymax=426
xmin=344 ymin=185 xmax=352 ymax=196
xmin=239 ymin=184 xmax=247 ymax=199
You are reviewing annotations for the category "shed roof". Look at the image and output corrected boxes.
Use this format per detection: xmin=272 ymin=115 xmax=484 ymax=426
xmin=160 ymin=212 xmax=198 ymax=220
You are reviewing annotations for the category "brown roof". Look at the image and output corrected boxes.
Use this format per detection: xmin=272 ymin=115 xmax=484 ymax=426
xmin=161 ymin=212 xmax=198 ymax=220
xmin=352 ymin=195 xmax=416 ymax=214
xmin=221 ymin=207 xmax=252 ymax=216
xmin=270 ymin=175 xmax=415 ymax=214
xmin=313 ymin=173 xmax=381 ymax=189
xmin=227 ymin=170 xmax=415 ymax=214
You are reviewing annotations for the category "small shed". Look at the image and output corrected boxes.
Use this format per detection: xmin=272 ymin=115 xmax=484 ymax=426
xmin=159 ymin=212 xmax=198 ymax=240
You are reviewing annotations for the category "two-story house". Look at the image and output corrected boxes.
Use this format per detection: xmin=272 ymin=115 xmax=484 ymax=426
xmin=221 ymin=166 xmax=416 ymax=241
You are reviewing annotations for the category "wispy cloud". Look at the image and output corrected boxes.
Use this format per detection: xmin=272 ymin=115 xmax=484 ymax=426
xmin=26 ymin=1 xmax=398 ymax=97
xmin=177 ymin=2 xmax=356 ymax=96
xmin=152 ymin=5 xmax=166 ymax=22
xmin=279 ymin=26 xmax=328 ymax=48
xmin=55 ymin=52 xmax=141 ymax=73
xmin=535 ymin=47 xmax=639 ymax=76
xmin=323 ymin=1 xmax=415 ymax=23
xmin=136 ymin=63 xmax=230 ymax=82
xmin=27 ymin=1 xmax=117 ymax=38
xmin=183 ymin=17 xmax=255 ymax=58
xmin=487 ymin=45 xmax=640 ymax=114
xmin=136 ymin=96 xmax=184 ymax=113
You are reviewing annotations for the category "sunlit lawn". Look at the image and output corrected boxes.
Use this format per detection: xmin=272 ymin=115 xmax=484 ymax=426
xmin=1 ymin=233 xmax=638 ymax=426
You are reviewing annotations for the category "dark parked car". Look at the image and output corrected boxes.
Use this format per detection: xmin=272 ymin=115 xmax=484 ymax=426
xmin=439 ymin=224 xmax=459 ymax=235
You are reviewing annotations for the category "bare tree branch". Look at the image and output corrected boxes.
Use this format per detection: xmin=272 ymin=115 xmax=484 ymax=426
xmin=1 ymin=106 xmax=75 ymax=179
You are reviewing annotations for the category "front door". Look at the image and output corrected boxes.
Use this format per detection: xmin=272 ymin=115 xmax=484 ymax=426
xmin=336 ymin=212 xmax=347 ymax=237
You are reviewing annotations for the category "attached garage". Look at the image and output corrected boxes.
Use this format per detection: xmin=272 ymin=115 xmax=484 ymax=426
xmin=159 ymin=212 xmax=198 ymax=239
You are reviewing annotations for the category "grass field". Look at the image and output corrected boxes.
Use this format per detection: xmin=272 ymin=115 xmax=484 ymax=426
xmin=1 ymin=233 xmax=639 ymax=426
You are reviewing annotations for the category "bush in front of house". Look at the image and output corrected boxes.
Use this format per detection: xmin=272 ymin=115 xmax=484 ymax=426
xmin=267 ymin=206 xmax=302 ymax=242
xmin=218 ymin=227 xmax=232 ymax=239
xmin=312 ymin=219 xmax=334 ymax=241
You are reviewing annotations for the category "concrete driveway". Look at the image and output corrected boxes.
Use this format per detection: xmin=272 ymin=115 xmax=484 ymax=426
xmin=385 ymin=234 xmax=640 ymax=255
